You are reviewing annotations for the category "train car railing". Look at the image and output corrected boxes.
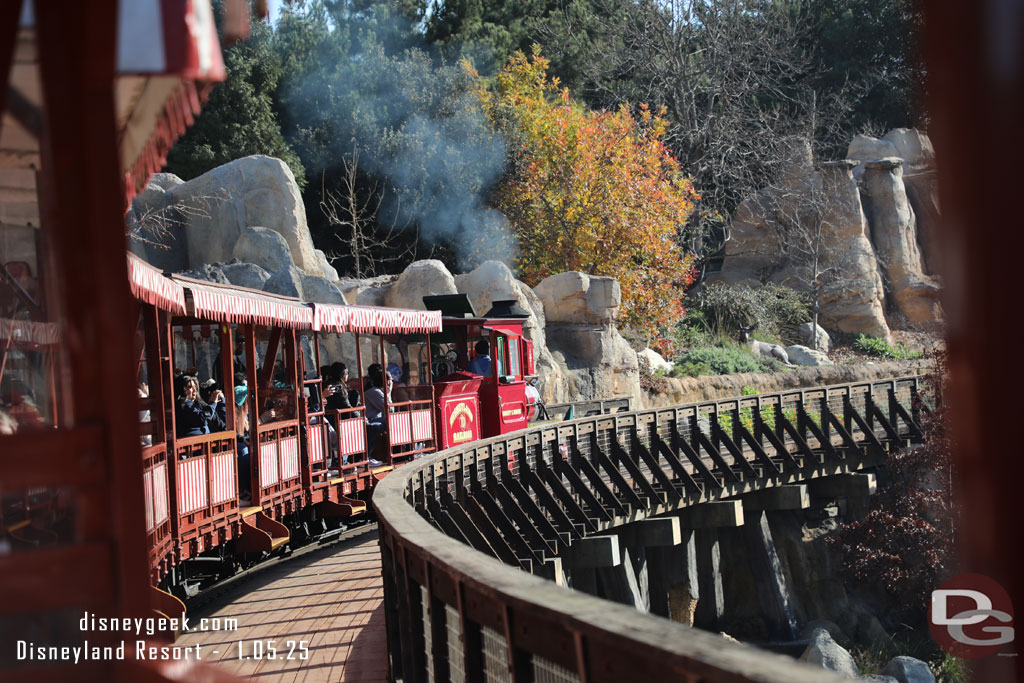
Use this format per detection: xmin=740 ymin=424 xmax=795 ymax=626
xmin=255 ymin=420 xmax=303 ymax=513
xmin=173 ymin=431 xmax=239 ymax=559
xmin=141 ymin=443 xmax=173 ymax=582
xmin=326 ymin=406 xmax=374 ymax=487
xmin=387 ymin=398 xmax=436 ymax=463
xmin=374 ymin=376 xmax=928 ymax=683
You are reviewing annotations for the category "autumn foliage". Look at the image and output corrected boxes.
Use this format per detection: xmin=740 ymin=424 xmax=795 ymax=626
xmin=477 ymin=49 xmax=699 ymax=350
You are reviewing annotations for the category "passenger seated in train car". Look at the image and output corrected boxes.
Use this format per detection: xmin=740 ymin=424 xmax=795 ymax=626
xmin=328 ymin=361 xmax=361 ymax=408
xmin=200 ymin=379 xmax=228 ymax=432
xmin=468 ymin=339 xmax=492 ymax=377
xmin=364 ymin=364 xmax=391 ymax=466
xmin=234 ymin=385 xmax=252 ymax=500
xmin=387 ymin=363 xmax=409 ymax=403
xmin=174 ymin=374 xmax=226 ymax=437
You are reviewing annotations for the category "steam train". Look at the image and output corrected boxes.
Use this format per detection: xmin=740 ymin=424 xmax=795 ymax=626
xmin=1 ymin=253 xmax=537 ymax=603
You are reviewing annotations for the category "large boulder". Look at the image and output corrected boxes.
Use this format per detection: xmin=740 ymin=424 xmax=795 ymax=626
xmin=263 ymin=265 xmax=305 ymax=299
xmin=798 ymin=322 xmax=832 ymax=352
xmin=129 ymin=182 xmax=189 ymax=272
xmin=301 ymin=274 xmax=346 ymax=304
xmin=337 ymin=274 xmax=397 ymax=306
xmin=232 ymin=226 xmax=295 ymax=274
xmin=799 ymin=627 xmax=859 ymax=677
xmin=221 ymin=262 xmax=271 ymax=290
xmin=166 ymin=155 xmax=322 ymax=275
xmin=862 ymin=159 xmax=943 ymax=326
xmin=902 ymin=170 xmax=942 ymax=277
xmin=315 ymin=250 xmax=339 ymax=282
xmin=639 ymin=349 xmax=674 ymax=374
xmin=178 ymin=263 xmax=228 ymax=284
xmin=534 ymin=272 xmax=621 ymax=324
xmin=879 ymin=657 xmax=935 ymax=683
xmin=847 ymin=135 xmax=899 ymax=177
xmin=147 ymin=172 xmax=184 ymax=191
xmin=385 ymin=260 xmax=457 ymax=309
xmin=882 ymin=129 xmax=935 ymax=167
xmin=786 ymin=345 xmax=833 ymax=367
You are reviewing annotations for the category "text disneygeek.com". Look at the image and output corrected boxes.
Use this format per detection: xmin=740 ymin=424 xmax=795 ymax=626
xmin=14 ymin=611 xmax=310 ymax=663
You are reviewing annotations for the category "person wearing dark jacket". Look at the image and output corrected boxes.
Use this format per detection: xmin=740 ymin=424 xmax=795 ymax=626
xmin=175 ymin=375 xmax=226 ymax=437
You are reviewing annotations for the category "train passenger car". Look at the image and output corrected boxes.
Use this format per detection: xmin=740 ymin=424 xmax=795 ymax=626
xmin=127 ymin=255 xmax=442 ymax=596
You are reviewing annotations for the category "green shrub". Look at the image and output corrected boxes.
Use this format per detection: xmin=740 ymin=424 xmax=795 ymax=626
xmin=671 ymin=344 xmax=786 ymax=377
xmin=853 ymin=334 xmax=923 ymax=360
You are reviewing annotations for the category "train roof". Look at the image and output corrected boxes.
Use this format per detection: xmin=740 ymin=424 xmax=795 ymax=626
xmin=127 ymin=252 xmax=441 ymax=334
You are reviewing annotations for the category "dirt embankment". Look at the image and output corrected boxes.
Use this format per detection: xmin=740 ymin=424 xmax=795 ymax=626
xmin=641 ymin=359 xmax=932 ymax=408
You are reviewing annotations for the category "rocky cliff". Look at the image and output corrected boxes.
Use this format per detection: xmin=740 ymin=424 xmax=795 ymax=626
xmin=714 ymin=128 xmax=943 ymax=341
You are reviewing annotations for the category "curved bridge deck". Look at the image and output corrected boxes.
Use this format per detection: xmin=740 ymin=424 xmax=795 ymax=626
xmin=375 ymin=376 xmax=929 ymax=683
xmin=176 ymin=535 xmax=388 ymax=682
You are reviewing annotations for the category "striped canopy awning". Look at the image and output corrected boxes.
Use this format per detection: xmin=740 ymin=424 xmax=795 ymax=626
xmin=0 ymin=317 xmax=59 ymax=346
xmin=127 ymin=252 xmax=186 ymax=314
xmin=176 ymin=277 xmax=314 ymax=329
xmin=313 ymin=303 xmax=442 ymax=335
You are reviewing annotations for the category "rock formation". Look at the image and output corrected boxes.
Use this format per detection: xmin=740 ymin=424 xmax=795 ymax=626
xmin=534 ymin=272 xmax=642 ymax=404
xmin=716 ymin=128 xmax=943 ymax=340
xmin=861 ymin=158 xmax=942 ymax=326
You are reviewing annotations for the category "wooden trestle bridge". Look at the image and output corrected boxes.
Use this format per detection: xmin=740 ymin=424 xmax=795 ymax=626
xmin=374 ymin=375 xmax=928 ymax=683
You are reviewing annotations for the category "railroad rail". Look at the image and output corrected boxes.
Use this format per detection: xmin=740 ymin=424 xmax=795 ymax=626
xmin=374 ymin=376 xmax=927 ymax=683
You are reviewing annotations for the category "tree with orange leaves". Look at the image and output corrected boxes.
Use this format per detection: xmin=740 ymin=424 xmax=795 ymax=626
xmin=477 ymin=48 xmax=699 ymax=351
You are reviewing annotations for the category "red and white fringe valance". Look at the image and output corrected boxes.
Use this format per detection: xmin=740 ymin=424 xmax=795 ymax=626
xmin=0 ymin=318 xmax=60 ymax=346
xmin=127 ymin=253 xmax=186 ymax=314
xmin=180 ymin=279 xmax=314 ymax=329
xmin=313 ymin=303 xmax=442 ymax=335
xmin=122 ymin=79 xmax=211 ymax=206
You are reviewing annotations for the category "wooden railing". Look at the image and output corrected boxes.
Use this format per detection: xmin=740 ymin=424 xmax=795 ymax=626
xmin=387 ymin=398 xmax=436 ymax=462
xmin=141 ymin=443 xmax=172 ymax=581
xmin=255 ymin=420 xmax=302 ymax=511
xmin=173 ymin=430 xmax=238 ymax=558
xmin=374 ymin=377 xmax=927 ymax=683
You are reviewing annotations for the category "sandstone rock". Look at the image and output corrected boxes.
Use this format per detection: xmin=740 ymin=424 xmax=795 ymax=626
xmin=786 ymin=345 xmax=833 ymax=367
xmin=798 ymin=322 xmax=831 ymax=352
xmin=816 ymin=161 xmax=892 ymax=342
xmin=301 ymin=274 xmax=346 ymax=304
xmin=902 ymin=170 xmax=942 ymax=277
xmin=860 ymin=676 xmax=898 ymax=682
xmin=862 ymin=159 xmax=943 ymax=325
xmin=882 ymin=129 xmax=935 ymax=167
xmin=799 ymin=627 xmax=858 ymax=677
xmin=880 ymin=656 xmax=935 ymax=683
xmin=315 ymin=250 xmax=339 ymax=282
xmin=221 ymin=262 xmax=271 ymax=291
xmin=534 ymin=272 xmax=621 ymax=324
xmin=147 ymin=172 xmax=184 ymax=191
xmin=639 ymin=349 xmax=674 ymax=374
xmin=167 ymin=155 xmax=321 ymax=275
xmin=715 ymin=194 xmax=782 ymax=286
xmin=337 ymin=274 xmax=397 ymax=307
xmin=263 ymin=266 xmax=305 ymax=299
xmin=232 ymin=226 xmax=295 ymax=274
xmin=847 ymin=135 xmax=899 ymax=177
xmin=385 ymin=260 xmax=457 ymax=309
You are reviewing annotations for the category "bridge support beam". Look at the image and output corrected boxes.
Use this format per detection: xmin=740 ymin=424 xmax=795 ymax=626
xmin=809 ymin=473 xmax=877 ymax=519
xmin=743 ymin=510 xmax=799 ymax=641
xmin=671 ymin=501 xmax=744 ymax=630
xmin=742 ymin=485 xmax=810 ymax=513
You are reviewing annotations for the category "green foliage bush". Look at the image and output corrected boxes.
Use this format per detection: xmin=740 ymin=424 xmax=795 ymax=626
xmin=671 ymin=344 xmax=786 ymax=378
xmin=853 ymin=334 xmax=922 ymax=360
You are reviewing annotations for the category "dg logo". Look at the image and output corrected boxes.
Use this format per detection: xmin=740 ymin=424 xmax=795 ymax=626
xmin=930 ymin=573 xmax=1015 ymax=658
